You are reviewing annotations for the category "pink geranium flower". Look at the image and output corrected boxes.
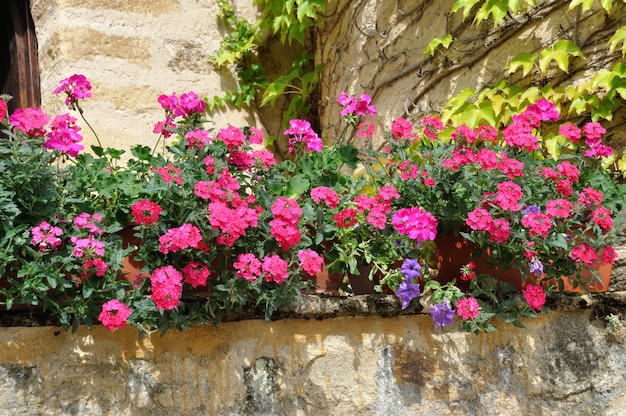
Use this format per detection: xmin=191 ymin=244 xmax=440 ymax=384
xmin=98 ymin=299 xmax=132 ymax=331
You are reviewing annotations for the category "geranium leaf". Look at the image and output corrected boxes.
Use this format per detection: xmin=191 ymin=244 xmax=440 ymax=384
xmin=286 ymin=175 xmax=310 ymax=198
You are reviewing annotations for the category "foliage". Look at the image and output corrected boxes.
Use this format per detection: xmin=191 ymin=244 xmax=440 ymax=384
xmin=208 ymin=0 xmax=325 ymax=132
xmin=364 ymin=97 xmax=625 ymax=330
xmin=437 ymin=0 xmax=626 ymax=174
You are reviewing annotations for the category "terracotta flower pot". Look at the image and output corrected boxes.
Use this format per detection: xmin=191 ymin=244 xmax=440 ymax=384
xmin=434 ymin=231 xmax=613 ymax=294
xmin=434 ymin=232 xmax=522 ymax=290
xmin=117 ymin=227 xmax=146 ymax=286
xmin=303 ymin=266 xmax=344 ymax=295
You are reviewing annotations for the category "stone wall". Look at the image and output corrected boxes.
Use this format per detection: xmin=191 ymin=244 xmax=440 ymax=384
xmin=29 ymin=0 xmax=262 ymax=154
xmin=2 ymin=295 xmax=626 ymax=415
xmin=317 ymin=0 xmax=626 ymax=151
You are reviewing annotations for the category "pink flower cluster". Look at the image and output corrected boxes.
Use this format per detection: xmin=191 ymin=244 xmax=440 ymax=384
xmin=337 ymin=92 xmax=376 ymax=118
xmin=98 ymin=299 xmax=132 ymax=331
xmin=522 ymin=284 xmax=546 ymax=310
xmin=154 ymin=91 xmax=206 ymax=137
xmin=456 ymin=297 xmax=479 ymax=320
xmin=297 ymin=249 xmax=324 ymax=276
xmin=159 ymin=223 xmax=203 ymax=254
xmin=131 ymin=199 xmax=163 ymax=225
xmin=284 ymin=119 xmax=323 ymax=154
xmin=9 ymin=107 xmax=49 ymax=137
xmin=270 ymin=197 xmax=302 ymax=250
xmin=54 ymin=74 xmax=92 ymax=110
xmin=311 ymin=186 xmax=339 ymax=209
xmin=44 ymin=113 xmax=84 ymax=156
xmin=392 ymin=206 xmax=438 ymax=244
xmin=31 ymin=221 xmax=63 ymax=251
xmin=150 ymin=265 xmax=183 ymax=310
xmin=233 ymin=253 xmax=290 ymax=284
xmin=182 ymin=261 xmax=211 ymax=288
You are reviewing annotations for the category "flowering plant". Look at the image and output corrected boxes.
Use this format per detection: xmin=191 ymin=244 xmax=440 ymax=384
xmin=0 ymin=76 xmax=320 ymax=334
xmin=366 ymin=98 xmax=626 ymax=331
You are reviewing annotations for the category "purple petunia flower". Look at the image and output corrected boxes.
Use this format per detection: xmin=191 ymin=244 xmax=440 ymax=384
xmin=430 ymin=298 xmax=455 ymax=328
xmin=529 ymin=257 xmax=544 ymax=275
xmin=400 ymin=258 xmax=421 ymax=280
xmin=522 ymin=205 xmax=541 ymax=216
xmin=395 ymin=280 xmax=421 ymax=310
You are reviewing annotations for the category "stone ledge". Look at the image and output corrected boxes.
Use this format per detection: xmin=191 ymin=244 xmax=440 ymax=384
xmin=2 ymin=291 xmax=626 ymax=328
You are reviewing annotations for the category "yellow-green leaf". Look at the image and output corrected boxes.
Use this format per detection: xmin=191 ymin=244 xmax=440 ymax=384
xmin=539 ymin=40 xmax=585 ymax=74
xmin=568 ymin=0 xmax=594 ymax=12
xmin=544 ymin=136 xmax=562 ymax=161
xmin=424 ymin=34 xmax=453 ymax=57
xmin=451 ymin=0 xmax=482 ymax=20
xmin=507 ymin=52 xmax=537 ymax=77
xmin=601 ymin=0 xmax=613 ymax=12
xmin=609 ymin=26 xmax=626 ymax=57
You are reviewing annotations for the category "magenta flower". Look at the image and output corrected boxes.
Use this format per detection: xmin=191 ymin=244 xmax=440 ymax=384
xmin=391 ymin=117 xmax=413 ymax=139
xmin=54 ymin=74 xmax=92 ymax=109
xmin=217 ymin=125 xmax=246 ymax=149
xmin=182 ymin=261 xmax=211 ymax=288
xmin=43 ymin=113 xmax=84 ymax=156
xmin=262 ymin=254 xmax=289 ymax=284
xmin=391 ymin=207 xmax=438 ymax=243
xmin=311 ymin=186 xmax=339 ymax=209
xmin=9 ymin=107 xmax=50 ymax=137
xmin=284 ymin=119 xmax=323 ymax=153
xmin=131 ymin=199 xmax=163 ymax=225
xmin=234 ymin=253 xmax=262 ymax=281
xmin=456 ymin=298 xmax=479 ymax=320
xmin=150 ymin=266 xmax=183 ymax=310
xmin=522 ymin=284 xmax=546 ymax=310
xmin=158 ymin=223 xmax=203 ymax=254
xmin=297 ymin=249 xmax=324 ymax=276
xmin=571 ymin=244 xmax=597 ymax=267
xmin=98 ymin=299 xmax=132 ymax=331
xmin=590 ymin=206 xmax=614 ymax=231
xmin=31 ymin=221 xmax=63 ymax=251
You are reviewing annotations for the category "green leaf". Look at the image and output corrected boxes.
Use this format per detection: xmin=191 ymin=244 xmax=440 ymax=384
xmin=457 ymin=100 xmax=496 ymax=127
xmin=424 ymin=34 xmax=453 ymax=57
xmin=338 ymin=145 xmax=360 ymax=169
xmin=539 ymin=40 xmax=585 ymax=74
xmin=474 ymin=0 xmax=509 ymax=26
xmin=286 ymin=175 xmax=310 ymax=198
xmin=568 ymin=0 xmax=594 ymax=12
xmin=609 ymin=26 xmax=626 ymax=57
xmin=91 ymin=145 xmax=104 ymax=157
xmin=451 ymin=0 xmax=481 ymax=20
xmin=507 ymin=52 xmax=537 ymax=77
xmin=601 ymin=0 xmax=613 ymax=12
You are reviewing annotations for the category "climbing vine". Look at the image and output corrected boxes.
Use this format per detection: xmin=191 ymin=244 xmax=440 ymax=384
xmin=431 ymin=0 xmax=626 ymax=171
xmin=208 ymin=0 xmax=324 ymax=143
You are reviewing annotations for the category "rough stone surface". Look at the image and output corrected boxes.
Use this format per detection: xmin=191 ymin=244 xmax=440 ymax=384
xmin=1 ymin=295 xmax=626 ymax=415
xmin=30 ymin=0 xmax=265 ymax=157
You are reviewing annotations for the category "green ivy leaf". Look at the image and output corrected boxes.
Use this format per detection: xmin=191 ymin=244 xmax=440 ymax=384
xmin=568 ymin=0 xmax=595 ymax=12
xmin=451 ymin=0 xmax=482 ymax=20
xmin=507 ymin=52 xmax=537 ymax=77
xmin=609 ymin=26 xmax=626 ymax=57
xmin=539 ymin=40 xmax=585 ymax=74
xmin=424 ymin=34 xmax=453 ymax=57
